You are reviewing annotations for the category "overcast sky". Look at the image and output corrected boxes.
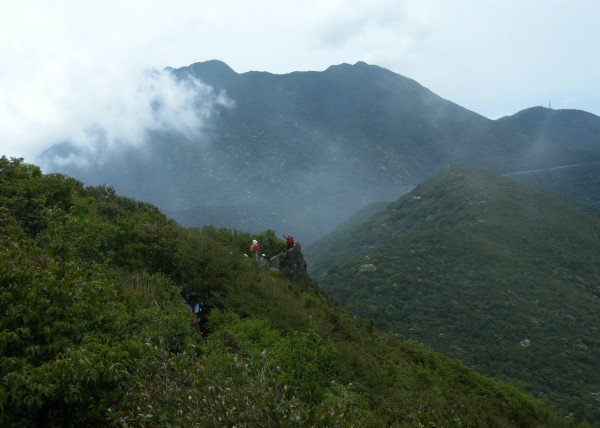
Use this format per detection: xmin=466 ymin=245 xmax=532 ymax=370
xmin=1 ymin=0 xmax=598 ymax=164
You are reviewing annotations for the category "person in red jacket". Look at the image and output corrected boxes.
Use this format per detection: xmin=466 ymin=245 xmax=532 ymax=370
xmin=282 ymin=234 xmax=295 ymax=249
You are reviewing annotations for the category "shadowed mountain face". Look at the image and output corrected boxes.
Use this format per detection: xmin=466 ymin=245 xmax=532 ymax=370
xmin=39 ymin=61 xmax=600 ymax=243
xmin=308 ymin=164 xmax=600 ymax=424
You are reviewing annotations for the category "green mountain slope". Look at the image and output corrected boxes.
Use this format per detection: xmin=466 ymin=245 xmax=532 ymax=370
xmin=0 ymin=156 xmax=579 ymax=427
xmin=314 ymin=164 xmax=600 ymax=425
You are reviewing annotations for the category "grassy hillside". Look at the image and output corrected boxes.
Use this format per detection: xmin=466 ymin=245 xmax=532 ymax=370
xmin=314 ymin=164 xmax=600 ymax=425
xmin=0 ymin=156 xmax=579 ymax=427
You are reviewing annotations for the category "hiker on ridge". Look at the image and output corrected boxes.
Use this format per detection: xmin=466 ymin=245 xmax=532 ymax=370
xmin=185 ymin=291 xmax=203 ymax=326
xmin=282 ymin=234 xmax=295 ymax=249
xmin=250 ymin=240 xmax=260 ymax=261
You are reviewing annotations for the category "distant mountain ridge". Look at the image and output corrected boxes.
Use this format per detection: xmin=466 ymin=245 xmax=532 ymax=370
xmin=498 ymin=107 xmax=600 ymax=208
xmin=499 ymin=106 xmax=600 ymax=153
xmin=40 ymin=60 xmax=600 ymax=243
xmin=311 ymin=164 xmax=600 ymax=424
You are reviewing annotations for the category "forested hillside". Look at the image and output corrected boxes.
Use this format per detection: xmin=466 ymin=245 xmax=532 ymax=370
xmin=310 ymin=165 xmax=600 ymax=425
xmin=0 ymin=156 xmax=580 ymax=427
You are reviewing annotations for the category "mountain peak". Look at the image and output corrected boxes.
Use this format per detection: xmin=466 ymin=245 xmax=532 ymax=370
xmin=324 ymin=60 xmax=393 ymax=76
xmin=189 ymin=59 xmax=237 ymax=75
xmin=169 ymin=60 xmax=238 ymax=88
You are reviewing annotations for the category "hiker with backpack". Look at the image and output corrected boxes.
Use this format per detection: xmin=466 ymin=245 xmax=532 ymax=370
xmin=185 ymin=291 xmax=203 ymax=326
xmin=282 ymin=234 xmax=295 ymax=249
xmin=250 ymin=239 xmax=260 ymax=261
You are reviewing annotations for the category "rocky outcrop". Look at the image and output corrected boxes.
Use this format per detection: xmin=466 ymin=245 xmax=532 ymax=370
xmin=263 ymin=244 xmax=308 ymax=288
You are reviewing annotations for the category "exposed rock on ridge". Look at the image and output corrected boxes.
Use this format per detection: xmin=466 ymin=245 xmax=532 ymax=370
xmin=260 ymin=244 xmax=308 ymax=289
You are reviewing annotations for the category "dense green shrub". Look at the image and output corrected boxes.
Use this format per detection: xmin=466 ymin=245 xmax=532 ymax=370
xmin=0 ymin=237 xmax=137 ymax=426
xmin=252 ymin=229 xmax=288 ymax=257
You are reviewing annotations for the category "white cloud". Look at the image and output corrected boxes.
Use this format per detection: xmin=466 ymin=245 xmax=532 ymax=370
xmin=0 ymin=1 xmax=235 ymax=165
xmin=1 ymin=57 xmax=232 ymax=166
xmin=311 ymin=0 xmax=436 ymax=68
xmin=38 ymin=69 xmax=234 ymax=168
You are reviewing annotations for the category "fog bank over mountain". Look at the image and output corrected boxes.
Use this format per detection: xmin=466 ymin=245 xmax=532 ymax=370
xmin=40 ymin=61 xmax=600 ymax=244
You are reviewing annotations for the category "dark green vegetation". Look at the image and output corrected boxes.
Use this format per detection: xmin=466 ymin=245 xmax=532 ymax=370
xmin=310 ymin=164 xmax=600 ymax=425
xmin=40 ymin=61 xmax=600 ymax=244
xmin=0 ymin=156 xmax=581 ymax=426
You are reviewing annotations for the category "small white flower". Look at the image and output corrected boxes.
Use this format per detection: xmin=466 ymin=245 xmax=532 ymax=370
xmin=358 ymin=263 xmax=376 ymax=272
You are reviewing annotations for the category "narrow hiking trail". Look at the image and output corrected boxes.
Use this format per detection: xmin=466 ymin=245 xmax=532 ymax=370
xmin=503 ymin=161 xmax=600 ymax=176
